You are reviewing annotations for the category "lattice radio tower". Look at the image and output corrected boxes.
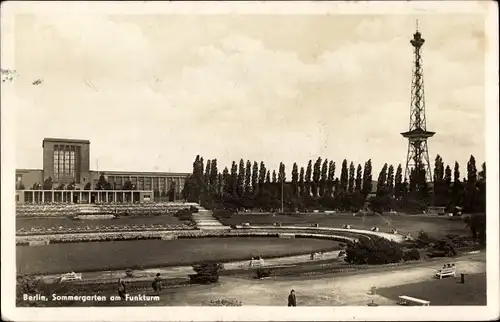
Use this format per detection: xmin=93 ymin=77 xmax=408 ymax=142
xmin=401 ymin=21 xmax=435 ymax=182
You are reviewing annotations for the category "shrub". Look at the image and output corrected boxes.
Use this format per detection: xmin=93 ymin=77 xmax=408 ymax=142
xmin=415 ymin=229 xmax=437 ymax=248
xmin=256 ymin=268 xmax=271 ymax=279
xmin=344 ymin=236 xmax=403 ymax=265
xmin=212 ymin=209 xmax=233 ymax=220
xmin=189 ymin=206 xmax=199 ymax=213
xmin=433 ymin=240 xmax=457 ymax=257
xmin=174 ymin=209 xmax=193 ymax=222
xmin=403 ymin=248 xmax=421 ymax=261
xmin=190 ymin=262 xmax=224 ymax=284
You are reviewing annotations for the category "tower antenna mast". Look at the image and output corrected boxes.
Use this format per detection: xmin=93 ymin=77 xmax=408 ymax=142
xmin=401 ymin=21 xmax=435 ymax=183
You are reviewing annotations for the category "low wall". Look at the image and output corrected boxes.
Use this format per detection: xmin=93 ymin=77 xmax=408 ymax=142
xmin=239 ymin=225 xmax=405 ymax=243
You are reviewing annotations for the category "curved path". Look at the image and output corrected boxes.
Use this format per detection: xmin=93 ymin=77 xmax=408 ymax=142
xmin=114 ymin=252 xmax=486 ymax=306
xmin=240 ymin=225 xmax=406 ymax=242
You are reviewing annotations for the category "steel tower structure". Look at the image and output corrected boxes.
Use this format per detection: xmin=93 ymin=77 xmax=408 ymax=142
xmin=401 ymin=23 xmax=435 ymax=182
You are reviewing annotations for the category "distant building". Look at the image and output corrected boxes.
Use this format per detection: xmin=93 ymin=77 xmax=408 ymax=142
xmin=16 ymin=138 xmax=190 ymax=202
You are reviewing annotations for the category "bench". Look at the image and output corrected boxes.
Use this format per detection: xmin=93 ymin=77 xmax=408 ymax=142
xmin=398 ymin=295 xmax=430 ymax=306
xmin=435 ymin=266 xmax=456 ymax=279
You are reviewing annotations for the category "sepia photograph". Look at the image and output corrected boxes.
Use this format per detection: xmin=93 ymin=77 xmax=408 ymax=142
xmin=1 ymin=1 xmax=498 ymax=321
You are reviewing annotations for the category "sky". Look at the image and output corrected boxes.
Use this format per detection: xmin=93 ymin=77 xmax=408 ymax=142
xmin=9 ymin=11 xmax=487 ymax=177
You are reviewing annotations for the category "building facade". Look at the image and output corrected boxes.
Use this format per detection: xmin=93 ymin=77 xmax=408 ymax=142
xmin=16 ymin=138 xmax=190 ymax=202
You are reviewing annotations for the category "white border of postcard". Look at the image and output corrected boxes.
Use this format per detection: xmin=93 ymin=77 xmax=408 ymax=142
xmin=1 ymin=1 xmax=499 ymax=321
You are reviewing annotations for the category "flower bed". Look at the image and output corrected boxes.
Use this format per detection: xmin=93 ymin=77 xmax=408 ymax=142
xmin=16 ymin=223 xmax=193 ymax=236
xmin=17 ymin=203 xmax=197 ymax=218
xmin=16 ymin=229 xmax=355 ymax=245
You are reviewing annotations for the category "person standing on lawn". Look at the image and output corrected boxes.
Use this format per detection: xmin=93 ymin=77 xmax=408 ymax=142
xmin=117 ymin=278 xmax=126 ymax=300
xmin=288 ymin=289 xmax=297 ymax=307
xmin=152 ymin=273 xmax=162 ymax=294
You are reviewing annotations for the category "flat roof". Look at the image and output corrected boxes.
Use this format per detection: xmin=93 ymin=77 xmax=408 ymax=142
xmin=43 ymin=138 xmax=90 ymax=147
xmin=92 ymin=170 xmax=190 ymax=177
xmin=16 ymin=168 xmax=42 ymax=172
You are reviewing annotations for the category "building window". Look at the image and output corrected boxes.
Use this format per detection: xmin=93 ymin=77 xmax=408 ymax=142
xmin=53 ymin=145 xmax=76 ymax=183
xmin=53 ymin=147 xmax=59 ymax=182
xmin=145 ymin=177 xmax=152 ymax=190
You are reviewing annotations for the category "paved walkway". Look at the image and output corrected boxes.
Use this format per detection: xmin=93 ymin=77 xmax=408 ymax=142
xmin=41 ymin=250 xmax=342 ymax=283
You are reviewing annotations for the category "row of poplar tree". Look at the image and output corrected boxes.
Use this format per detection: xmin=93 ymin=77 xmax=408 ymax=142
xmin=182 ymin=154 xmax=486 ymax=213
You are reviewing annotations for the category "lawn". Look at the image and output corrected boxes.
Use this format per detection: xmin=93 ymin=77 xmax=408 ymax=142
xmin=375 ymin=272 xmax=487 ymax=305
xmin=16 ymin=215 xmax=185 ymax=230
xmin=218 ymin=213 xmax=469 ymax=238
xmin=17 ymin=237 xmax=340 ymax=275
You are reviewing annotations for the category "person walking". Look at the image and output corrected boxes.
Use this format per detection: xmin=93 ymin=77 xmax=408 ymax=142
xmin=288 ymin=289 xmax=297 ymax=307
xmin=117 ymin=278 xmax=126 ymax=301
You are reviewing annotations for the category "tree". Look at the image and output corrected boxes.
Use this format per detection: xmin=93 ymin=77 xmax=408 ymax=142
xmin=327 ymin=161 xmax=335 ymax=197
xmin=204 ymin=159 xmax=211 ymax=189
xmin=476 ymin=162 xmax=486 ymax=213
xmin=230 ymin=161 xmax=238 ymax=197
xmin=348 ymin=162 xmax=355 ymax=193
xmin=312 ymin=157 xmax=322 ymax=197
xmin=244 ymin=160 xmax=252 ymax=193
xmin=258 ymin=162 xmax=266 ymax=190
xmin=433 ymin=155 xmax=445 ymax=206
xmin=452 ymin=161 xmax=462 ymax=207
xmin=340 ymin=159 xmax=348 ymax=192
xmin=355 ymin=164 xmax=363 ymax=192
xmin=84 ymin=182 xmax=91 ymax=190
xmin=320 ymin=159 xmax=328 ymax=197
xmin=464 ymin=155 xmax=478 ymax=212
xmin=463 ymin=214 xmax=486 ymax=245
xmin=42 ymin=177 xmax=53 ymax=190
xmin=237 ymin=159 xmax=246 ymax=197
xmin=183 ymin=155 xmax=205 ymax=203
xmin=95 ymin=174 xmax=109 ymax=190
xmin=394 ymin=164 xmax=403 ymax=199
xmin=251 ymin=161 xmax=259 ymax=193
xmin=123 ymin=180 xmax=133 ymax=190
xmin=305 ymin=160 xmax=312 ymax=197
xmin=362 ymin=159 xmax=373 ymax=196
xmin=376 ymin=163 xmax=388 ymax=194
xmin=210 ymin=159 xmax=219 ymax=195
xmin=272 ymin=170 xmax=277 ymax=183
xmin=222 ymin=167 xmax=230 ymax=196
xmin=299 ymin=167 xmax=305 ymax=197
xmin=433 ymin=155 xmax=445 ymax=183
xmin=386 ymin=165 xmax=394 ymax=195
xmin=278 ymin=162 xmax=286 ymax=183
xmin=291 ymin=162 xmax=299 ymax=196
